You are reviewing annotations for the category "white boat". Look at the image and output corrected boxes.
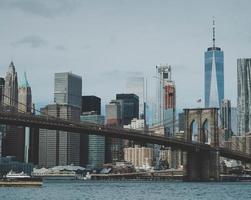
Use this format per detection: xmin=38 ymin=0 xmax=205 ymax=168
xmin=83 ymin=172 xmax=91 ymax=180
xmin=6 ymin=170 xmax=30 ymax=179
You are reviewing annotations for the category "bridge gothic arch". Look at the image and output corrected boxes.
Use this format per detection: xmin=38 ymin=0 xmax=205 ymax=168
xmin=202 ymin=119 xmax=211 ymax=144
xmin=184 ymin=108 xmax=218 ymax=147
xmin=190 ymin=119 xmax=198 ymax=142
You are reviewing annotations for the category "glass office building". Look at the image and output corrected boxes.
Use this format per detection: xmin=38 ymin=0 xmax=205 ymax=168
xmin=54 ymin=72 xmax=82 ymax=108
xmin=237 ymin=58 xmax=251 ymax=135
xmin=80 ymin=115 xmax=105 ymax=168
xmin=204 ymin=21 xmax=224 ymax=108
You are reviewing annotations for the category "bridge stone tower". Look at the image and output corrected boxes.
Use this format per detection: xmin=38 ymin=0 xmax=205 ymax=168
xmin=183 ymin=108 xmax=220 ymax=181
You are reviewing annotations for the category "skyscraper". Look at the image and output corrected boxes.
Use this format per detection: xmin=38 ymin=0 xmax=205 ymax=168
xmin=18 ymin=72 xmax=33 ymax=163
xmin=0 ymin=77 xmax=5 ymax=157
xmin=18 ymin=72 xmax=32 ymax=113
xmin=39 ymin=104 xmax=81 ymax=167
xmin=3 ymin=61 xmax=18 ymax=109
xmin=80 ymin=95 xmax=104 ymax=168
xmin=2 ymin=62 xmax=24 ymax=161
xmin=155 ymin=65 xmax=176 ymax=136
xmin=126 ymin=77 xmax=145 ymax=119
xmin=220 ymin=99 xmax=232 ymax=141
xmin=116 ymin=93 xmax=139 ymax=125
xmin=54 ymin=72 xmax=82 ymax=108
xmin=231 ymin=107 xmax=237 ymax=135
xmin=204 ymin=19 xmax=224 ymax=108
xmin=39 ymin=71 xmax=82 ymax=167
xmin=0 ymin=77 xmax=4 ymax=106
xmin=237 ymin=58 xmax=251 ymax=135
xmin=105 ymin=100 xmax=123 ymax=163
xmin=80 ymin=114 xmax=105 ymax=168
xmin=81 ymin=95 xmax=101 ymax=115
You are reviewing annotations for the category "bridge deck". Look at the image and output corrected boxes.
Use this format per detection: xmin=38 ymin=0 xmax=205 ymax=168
xmin=0 ymin=110 xmax=250 ymax=162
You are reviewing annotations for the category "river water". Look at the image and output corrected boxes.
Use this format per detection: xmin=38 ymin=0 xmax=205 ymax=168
xmin=0 ymin=181 xmax=250 ymax=200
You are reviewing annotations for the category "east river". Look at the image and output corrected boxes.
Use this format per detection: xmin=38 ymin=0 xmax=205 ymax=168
xmin=0 ymin=181 xmax=251 ymax=200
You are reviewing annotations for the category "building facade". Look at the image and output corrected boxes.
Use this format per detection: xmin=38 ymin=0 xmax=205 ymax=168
xmin=0 ymin=77 xmax=5 ymax=157
xmin=126 ymin=77 xmax=145 ymax=119
xmin=3 ymin=62 xmax=18 ymax=110
xmin=39 ymin=104 xmax=81 ymax=167
xmin=81 ymin=95 xmax=101 ymax=115
xmin=80 ymin=96 xmax=101 ymax=167
xmin=0 ymin=77 xmax=4 ymax=106
xmin=54 ymin=72 xmax=82 ymax=108
xmin=105 ymin=100 xmax=123 ymax=163
xmin=2 ymin=62 xmax=23 ymax=161
xmin=18 ymin=72 xmax=33 ymax=163
xmin=80 ymin=114 xmax=105 ymax=168
xmin=204 ymin=20 xmax=224 ymax=108
xmin=237 ymin=58 xmax=251 ymax=135
xmin=18 ymin=72 xmax=32 ymax=113
xmin=155 ymin=65 xmax=176 ymax=136
xmin=231 ymin=107 xmax=237 ymax=135
xmin=124 ymin=118 xmax=145 ymax=131
xmin=116 ymin=94 xmax=139 ymax=125
xmin=220 ymin=99 xmax=232 ymax=141
xmin=178 ymin=112 xmax=185 ymax=132
xmin=124 ymin=146 xmax=153 ymax=168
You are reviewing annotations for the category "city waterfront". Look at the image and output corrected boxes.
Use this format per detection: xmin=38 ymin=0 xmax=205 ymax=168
xmin=0 ymin=181 xmax=250 ymax=200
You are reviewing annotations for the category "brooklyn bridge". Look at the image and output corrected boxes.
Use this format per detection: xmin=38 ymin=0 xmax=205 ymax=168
xmin=0 ymin=95 xmax=250 ymax=181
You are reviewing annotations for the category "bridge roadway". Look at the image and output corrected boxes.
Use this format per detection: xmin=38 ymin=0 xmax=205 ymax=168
xmin=0 ymin=110 xmax=250 ymax=163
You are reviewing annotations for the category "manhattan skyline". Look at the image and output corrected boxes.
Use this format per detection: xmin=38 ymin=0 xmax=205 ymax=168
xmin=1 ymin=0 xmax=251 ymax=111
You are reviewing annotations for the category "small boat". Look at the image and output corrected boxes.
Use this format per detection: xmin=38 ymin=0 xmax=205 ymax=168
xmin=6 ymin=170 xmax=30 ymax=179
xmin=0 ymin=170 xmax=43 ymax=187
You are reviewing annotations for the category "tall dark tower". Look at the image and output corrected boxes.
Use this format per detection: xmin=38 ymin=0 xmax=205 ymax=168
xmin=0 ymin=77 xmax=4 ymax=106
xmin=204 ymin=18 xmax=224 ymax=108
xmin=3 ymin=61 xmax=18 ymax=110
xmin=81 ymin=96 xmax=101 ymax=115
xmin=2 ymin=62 xmax=24 ymax=161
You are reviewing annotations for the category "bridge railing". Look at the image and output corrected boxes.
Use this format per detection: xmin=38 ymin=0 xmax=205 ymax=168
xmin=1 ymin=94 xmax=251 ymax=161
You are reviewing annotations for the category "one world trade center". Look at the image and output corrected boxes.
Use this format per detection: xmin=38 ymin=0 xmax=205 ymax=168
xmin=204 ymin=19 xmax=224 ymax=108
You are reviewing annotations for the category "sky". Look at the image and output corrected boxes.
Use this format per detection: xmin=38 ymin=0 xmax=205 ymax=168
xmin=0 ymin=0 xmax=251 ymax=113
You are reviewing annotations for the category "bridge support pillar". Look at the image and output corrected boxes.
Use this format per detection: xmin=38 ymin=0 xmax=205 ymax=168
xmin=184 ymin=150 xmax=220 ymax=181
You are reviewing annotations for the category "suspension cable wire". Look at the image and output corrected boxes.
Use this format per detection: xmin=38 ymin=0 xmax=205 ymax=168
xmin=0 ymin=94 xmax=105 ymax=128
xmin=1 ymin=93 xmax=251 ymax=157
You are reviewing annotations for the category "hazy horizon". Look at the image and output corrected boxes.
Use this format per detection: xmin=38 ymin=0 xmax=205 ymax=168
xmin=1 ymin=0 xmax=251 ymax=112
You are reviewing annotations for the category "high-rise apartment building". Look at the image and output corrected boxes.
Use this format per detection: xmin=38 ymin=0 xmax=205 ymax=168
xmin=39 ymin=104 xmax=81 ymax=167
xmin=155 ymin=65 xmax=176 ymax=136
xmin=80 ymin=114 xmax=105 ymax=168
xmin=81 ymin=96 xmax=101 ymax=115
xmin=204 ymin=19 xmax=224 ymax=108
xmin=54 ymin=72 xmax=82 ymax=108
xmin=220 ymin=99 xmax=232 ymax=141
xmin=126 ymin=77 xmax=145 ymax=119
xmin=237 ymin=58 xmax=251 ymax=135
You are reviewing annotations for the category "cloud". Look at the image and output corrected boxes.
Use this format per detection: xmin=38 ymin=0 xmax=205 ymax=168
xmin=55 ymin=45 xmax=66 ymax=51
xmin=13 ymin=35 xmax=47 ymax=48
xmin=1 ymin=0 xmax=82 ymax=18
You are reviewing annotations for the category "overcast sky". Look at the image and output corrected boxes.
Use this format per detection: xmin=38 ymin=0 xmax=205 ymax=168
xmin=0 ymin=0 xmax=251 ymax=113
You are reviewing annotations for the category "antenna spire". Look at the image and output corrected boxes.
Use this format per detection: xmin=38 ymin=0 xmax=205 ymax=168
xmin=213 ymin=17 xmax=215 ymax=48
